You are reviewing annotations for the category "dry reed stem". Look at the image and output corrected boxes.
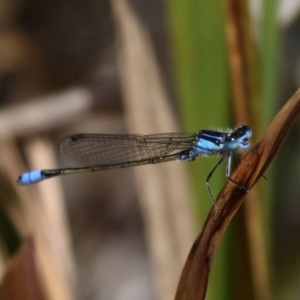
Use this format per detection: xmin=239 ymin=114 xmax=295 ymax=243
xmin=224 ymin=1 xmax=270 ymax=298
xmin=112 ymin=0 xmax=196 ymax=299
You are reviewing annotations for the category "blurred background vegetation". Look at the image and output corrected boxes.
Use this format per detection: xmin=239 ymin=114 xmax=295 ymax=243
xmin=0 ymin=0 xmax=299 ymax=299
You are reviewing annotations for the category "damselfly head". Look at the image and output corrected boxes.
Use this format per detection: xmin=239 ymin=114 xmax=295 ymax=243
xmin=224 ymin=125 xmax=252 ymax=150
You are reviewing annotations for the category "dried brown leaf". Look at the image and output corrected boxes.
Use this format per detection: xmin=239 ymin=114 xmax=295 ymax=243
xmin=0 ymin=236 xmax=46 ymax=300
xmin=175 ymin=89 xmax=300 ymax=300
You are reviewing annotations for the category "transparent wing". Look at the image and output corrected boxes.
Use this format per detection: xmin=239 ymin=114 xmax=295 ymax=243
xmin=60 ymin=132 xmax=197 ymax=166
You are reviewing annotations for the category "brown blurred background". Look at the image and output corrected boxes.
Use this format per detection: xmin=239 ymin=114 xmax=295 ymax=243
xmin=1 ymin=0 xmax=300 ymax=300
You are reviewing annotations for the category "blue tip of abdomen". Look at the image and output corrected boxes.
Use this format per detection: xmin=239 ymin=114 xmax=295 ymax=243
xmin=18 ymin=170 xmax=46 ymax=185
